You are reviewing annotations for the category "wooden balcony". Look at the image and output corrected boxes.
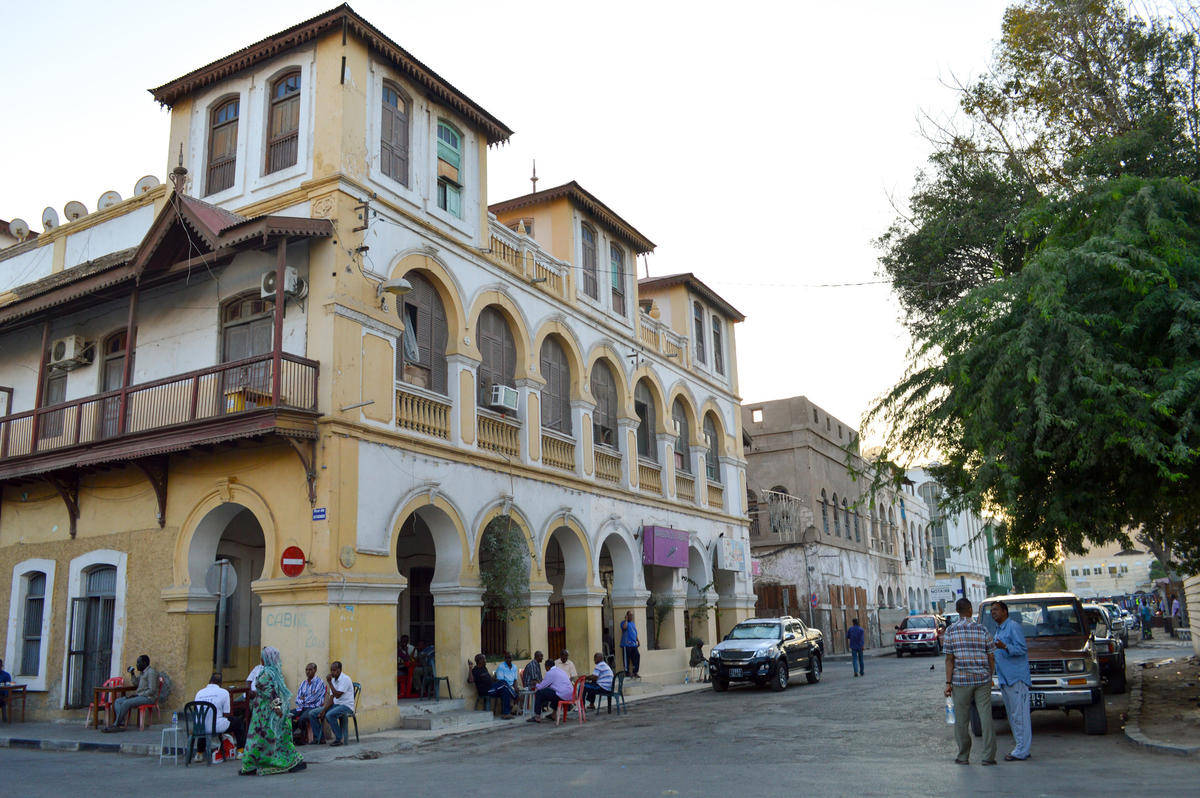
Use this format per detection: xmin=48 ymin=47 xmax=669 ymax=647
xmin=0 ymin=353 xmax=318 ymax=481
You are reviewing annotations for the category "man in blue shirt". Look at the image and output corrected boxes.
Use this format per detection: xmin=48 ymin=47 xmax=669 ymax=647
xmin=491 ymin=652 xmax=520 ymax=719
xmin=846 ymin=618 xmax=866 ymax=677
xmin=620 ymin=611 xmax=641 ymax=678
xmin=990 ymin=601 xmax=1031 ymax=761
xmin=583 ymin=652 xmax=615 ymax=710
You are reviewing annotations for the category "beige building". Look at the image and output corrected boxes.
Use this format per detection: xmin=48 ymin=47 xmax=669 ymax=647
xmin=1063 ymin=540 xmax=1155 ymax=599
xmin=742 ymin=396 xmax=934 ymax=652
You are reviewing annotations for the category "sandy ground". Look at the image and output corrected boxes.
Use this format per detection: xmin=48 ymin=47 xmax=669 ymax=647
xmin=1138 ymin=652 xmax=1200 ymax=746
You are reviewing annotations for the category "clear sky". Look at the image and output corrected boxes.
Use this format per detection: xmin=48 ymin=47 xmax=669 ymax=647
xmin=0 ymin=0 xmax=1011 ymax=435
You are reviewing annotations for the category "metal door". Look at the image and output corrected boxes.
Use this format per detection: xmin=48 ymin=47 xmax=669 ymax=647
xmin=66 ymin=566 xmax=116 ymax=707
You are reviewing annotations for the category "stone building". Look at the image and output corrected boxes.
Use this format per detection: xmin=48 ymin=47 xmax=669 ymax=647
xmin=908 ymin=465 xmax=992 ymax=608
xmin=1062 ymin=540 xmax=1156 ymax=599
xmin=0 ymin=6 xmax=754 ymax=726
xmin=742 ymin=396 xmax=934 ymax=652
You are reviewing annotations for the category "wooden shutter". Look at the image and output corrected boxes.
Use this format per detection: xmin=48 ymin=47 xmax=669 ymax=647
xmin=539 ymin=337 xmax=571 ymax=434
xmin=382 ymin=84 xmax=409 ymax=185
xmin=635 ymin=381 xmax=655 ymax=460
xmin=581 ymin=225 xmax=598 ymax=299
xmin=591 ymin=361 xmax=618 ymax=448
xmin=398 ymin=274 xmax=448 ymax=394
xmin=694 ymin=302 xmax=706 ymax=363
xmin=476 ymin=307 xmax=515 ymax=408
xmin=673 ymin=400 xmax=691 ymax=472
xmin=704 ymin=415 xmax=720 ymax=481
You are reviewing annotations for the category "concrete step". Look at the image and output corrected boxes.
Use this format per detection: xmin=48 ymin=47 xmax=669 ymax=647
xmin=396 ymin=698 xmax=467 ymax=717
xmin=400 ymin=709 xmax=498 ymax=732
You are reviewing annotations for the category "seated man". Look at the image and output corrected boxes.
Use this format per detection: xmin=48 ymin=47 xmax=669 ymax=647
xmin=290 ymin=662 xmax=327 ymax=744
xmin=490 ymin=652 xmax=520 ymax=719
xmin=468 ymin=653 xmax=495 ymax=708
xmin=528 ymin=660 xmax=574 ymax=723
xmin=583 ymin=652 xmax=615 ymax=710
xmin=316 ymin=661 xmax=355 ymax=746
xmin=194 ymin=672 xmax=245 ymax=754
xmin=521 ymin=650 xmax=544 ymax=689
xmin=104 ymin=654 xmax=159 ymax=732
xmin=556 ymin=649 xmax=579 ymax=680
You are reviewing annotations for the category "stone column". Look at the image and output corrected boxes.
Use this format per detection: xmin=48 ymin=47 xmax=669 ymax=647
xmin=513 ymin=584 xmax=553 ymax=659
xmin=689 ymin=444 xmax=706 ymax=506
xmin=446 ymin=354 xmax=479 ymax=448
xmin=618 ymin=417 xmax=639 ymax=490
xmin=571 ymin=399 xmax=594 ymax=477
xmin=657 ymin=432 xmax=676 ymax=499
xmin=562 ymin=588 xmax=607 ymax=662
xmin=687 ymin=588 xmax=719 ymax=648
xmin=161 ymin=587 xmax=219 ymax=697
xmin=719 ymin=455 xmax=743 ymax=514
xmin=430 ymin=585 xmax=484 ymax=700
xmin=656 ymin=584 xmax=690 ymax=652
xmin=515 ymin=376 xmax=544 ymax=467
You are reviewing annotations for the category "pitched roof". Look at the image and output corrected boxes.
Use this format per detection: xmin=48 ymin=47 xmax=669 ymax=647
xmin=489 ymin=181 xmax=656 ymax=255
xmin=638 ymin=272 xmax=745 ymax=322
xmin=148 ymin=4 xmax=512 ymax=145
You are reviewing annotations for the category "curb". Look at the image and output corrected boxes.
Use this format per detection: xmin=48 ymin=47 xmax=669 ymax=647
xmin=1123 ymin=666 xmax=1200 ymax=757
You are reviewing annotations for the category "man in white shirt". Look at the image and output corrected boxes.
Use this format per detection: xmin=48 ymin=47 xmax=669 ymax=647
xmin=317 ymin=660 xmax=355 ymax=746
xmin=556 ymin=649 xmax=579 ymax=680
xmin=583 ymin=652 xmax=615 ymax=710
xmin=194 ymin=672 xmax=245 ymax=749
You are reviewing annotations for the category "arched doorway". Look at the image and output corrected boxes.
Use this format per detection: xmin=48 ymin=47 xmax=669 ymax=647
xmin=686 ymin=546 xmax=714 ymax=646
xmin=478 ymin=515 xmax=533 ymax=657
xmin=886 ymin=586 xmax=894 ymax=607
xmin=599 ymin=532 xmax=640 ymax=670
xmin=544 ymin=524 xmax=590 ymax=660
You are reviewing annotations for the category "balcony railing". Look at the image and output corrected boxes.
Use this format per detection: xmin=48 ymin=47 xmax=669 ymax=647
xmin=486 ymin=219 xmax=569 ymax=301
xmin=477 ymin=410 xmax=520 ymax=459
xmin=541 ymin=430 xmax=575 ymax=472
xmin=594 ymin=445 xmax=622 ymax=484
xmin=706 ymin=480 xmax=724 ymax=510
xmin=636 ymin=311 xmax=690 ymax=363
xmin=0 ymin=353 xmax=318 ymax=466
xmin=675 ymin=471 xmax=695 ymax=502
xmin=638 ymin=459 xmax=662 ymax=495
xmin=396 ymin=384 xmax=451 ymax=440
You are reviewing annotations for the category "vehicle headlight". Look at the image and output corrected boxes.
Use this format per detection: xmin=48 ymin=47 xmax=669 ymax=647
xmin=1066 ymin=659 xmax=1086 ymax=673
xmin=754 ymin=646 xmax=775 ymax=659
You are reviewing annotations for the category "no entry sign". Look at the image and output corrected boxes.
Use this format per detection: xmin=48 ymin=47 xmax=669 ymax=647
xmin=281 ymin=546 xmax=307 ymax=577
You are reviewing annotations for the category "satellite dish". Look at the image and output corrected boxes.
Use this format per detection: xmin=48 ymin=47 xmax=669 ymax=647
xmin=133 ymin=175 xmax=160 ymax=195
xmin=204 ymin=559 xmax=238 ymax=598
xmin=41 ymin=207 xmax=59 ymax=230
xmin=64 ymin=201 xmax=88 ymax=221
xmin=98 ymin=190 xmax=122 ymax=210
xmin=8 ymin=218 xmax=30 ymax=241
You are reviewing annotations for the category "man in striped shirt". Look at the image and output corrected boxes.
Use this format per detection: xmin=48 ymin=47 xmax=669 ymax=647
xmin=943 ymin=598 xmax=996 ymax=765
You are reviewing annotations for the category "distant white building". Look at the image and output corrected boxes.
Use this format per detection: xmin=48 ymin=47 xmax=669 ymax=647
xmin=1063 ymin=540 xmax=1155 ymax=598
xmin=908 ymin=466 xmax=990 ymax=608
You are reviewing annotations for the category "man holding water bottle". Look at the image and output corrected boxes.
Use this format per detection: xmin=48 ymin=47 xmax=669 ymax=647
xmin=942 ymin=598 xmax=996 ymax=765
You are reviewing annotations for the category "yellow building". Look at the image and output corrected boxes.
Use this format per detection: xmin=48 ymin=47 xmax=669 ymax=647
xmin=0 ymin=5 xmax=753 ymax=729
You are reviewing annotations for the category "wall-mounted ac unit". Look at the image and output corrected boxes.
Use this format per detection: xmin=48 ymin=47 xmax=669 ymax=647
xmin=490 ymin=384 xmax=519 ymax=412
xmin=260 ymin=266 xmax=308 ymax=300
xmin=49 ymin=335 xmax=92 ymax=370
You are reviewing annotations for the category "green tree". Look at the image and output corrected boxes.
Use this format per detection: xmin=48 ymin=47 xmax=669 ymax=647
xmin=479 ymin=515 xmax=531 ymax=622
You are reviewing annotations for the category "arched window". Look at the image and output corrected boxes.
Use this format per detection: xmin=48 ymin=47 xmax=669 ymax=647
xmin=436 ymin=121 xmax=463 ymax=217
xmin=634 ymin=380 xmax=656 ymax=461
xmin=397 ymin=272 xmax=447 ymax=394
xmin=476 ymin=306 xmax=516 ymax=410
xmin=590 ymin=360 xmax=619 ymax=449
xmin=693 ymin=302 xmax=706 ymax=364
xmin=580 ymin=224 xmax=599 ymax=299
xmin=832 ymin=494 xmax=841 ymax=536
xmin=853 ymin=508 xmax=861 ymax=542
xmin=672 ymin=399 xmax=691 ymax=473
xmin=703 ymin=414 xmax=721 ymax=482
xmin=842 ymin=499 xmax=850 ymax=540
xmin=820 ymin=489 xmax=830 ymax=534
xmin=20 ymin=571 xmax=46 ymax=676
xmin=610 ymin=243 xmax=626 ymax=315
xmin=266 ymin=70 xmax=301 ymax=173
xmin=712 ymin=316 xmax=724 ymax=375
xmin=206 ymin=97 xmax=239 ymax=195
xmin=381 ymin=82 xmax=410 ymax=186
xmin=539 ymin=336 xmax=571 ymax=434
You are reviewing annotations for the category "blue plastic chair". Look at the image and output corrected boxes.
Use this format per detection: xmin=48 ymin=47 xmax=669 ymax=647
xmin=421 ymin=652 xmax=452 ymax=701
xmin=601 ymin=671 xmax=627 ymax=715
xmin=182 ymin=701 xmax=222 ymax=766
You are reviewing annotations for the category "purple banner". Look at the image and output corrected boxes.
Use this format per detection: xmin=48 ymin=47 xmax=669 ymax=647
xmin=641 ymin=526 xmax=689 ymax=568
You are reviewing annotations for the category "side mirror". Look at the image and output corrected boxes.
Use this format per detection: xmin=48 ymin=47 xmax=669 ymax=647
xmin=894 ymin=625 xmax=900 ymax=630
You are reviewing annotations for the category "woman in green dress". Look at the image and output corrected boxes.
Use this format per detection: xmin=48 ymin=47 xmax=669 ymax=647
xmin=240 ymin=646 xmax=306 ymax=775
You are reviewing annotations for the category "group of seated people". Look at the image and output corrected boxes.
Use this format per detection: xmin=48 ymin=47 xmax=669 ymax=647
xmin=397 ymin=635 xmax=438 ymax=697
xmin=468 ymin=648 xmax=616 ymax=723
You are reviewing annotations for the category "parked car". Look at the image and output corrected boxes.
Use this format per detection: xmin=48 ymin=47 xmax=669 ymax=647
xmin=708 ymin=616 xmax=824 ymax=692
xmin=978 ymin=593 xmax=1108 ymax=735
xmin=1083 ymin=604 xmax=1127 ymax=694
xmin=894 ymin=615 xmax=945 ymax=656
xmin=1098 ymin=602 xmax=1129 ymax=648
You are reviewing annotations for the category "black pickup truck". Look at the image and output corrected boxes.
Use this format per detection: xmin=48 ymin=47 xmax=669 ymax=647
xmin=708 ymin=616 xmax=825 ymax=691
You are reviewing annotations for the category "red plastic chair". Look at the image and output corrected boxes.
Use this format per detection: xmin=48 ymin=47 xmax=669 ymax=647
xmin=136 ymin=676 xmax=165 ymax=730
xmin=397 ymin=666 xmax=417 ymax=699
xmin=86 ymin=677 xmax=126 ymax=728
xmin=555 ymin=677 xmax=587 ymax=725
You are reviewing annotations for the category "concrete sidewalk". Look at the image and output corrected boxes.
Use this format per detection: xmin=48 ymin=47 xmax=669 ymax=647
xmin=823 ymin=645 xmax=895 ymax=662
xmin=0 ymin=678 xmax=710 ymax=762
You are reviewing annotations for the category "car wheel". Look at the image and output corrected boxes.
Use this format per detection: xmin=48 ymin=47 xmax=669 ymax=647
xmin=711 ymin=677 xmax=728 ymax=693
xmin=770 ymin=659 xmax=789 ymax=691
xmin=1083 ymin=699 xmax=1109 ymax=734
xmin=969 ymin=703 xmax=982 ymax=737
xmin=806 ymin=653 xmax=822 ymax=684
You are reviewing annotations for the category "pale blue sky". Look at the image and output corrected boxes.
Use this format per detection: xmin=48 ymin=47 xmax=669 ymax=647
xmin=0 ymin=0 xmax=1011 ymax=435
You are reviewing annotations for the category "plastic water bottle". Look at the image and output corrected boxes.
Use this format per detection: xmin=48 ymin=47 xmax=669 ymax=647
xmin=945 ymin=697 xmax=955 ymax=725
xmin=171 ymin=711 xmax=178 ymax=728
xmin=684 ymin=672 xmax=690 ymax=684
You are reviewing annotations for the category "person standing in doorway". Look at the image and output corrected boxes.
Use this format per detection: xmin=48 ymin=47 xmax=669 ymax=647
xmin=990 ymin=601 xmax=1031 ymax=761
xmin=620 ymin=611 xmax=641 ymax=678
xmin=847 ymin=618 xmax=866 ymax=677
xmin=942 ymin=598 xmax=996 ymax=765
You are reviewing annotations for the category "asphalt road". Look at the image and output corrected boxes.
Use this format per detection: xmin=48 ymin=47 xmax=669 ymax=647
xmin=1 ymin=643 xmax=1194 ymax=797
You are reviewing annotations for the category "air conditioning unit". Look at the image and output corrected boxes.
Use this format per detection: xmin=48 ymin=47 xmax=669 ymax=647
xmin=49 ymin=335 xmax=92 ymax=370
xmin=489 ymin=384 xmax=519 ymax=412
xmin=260 ymin=267 xmax=308 ymax=300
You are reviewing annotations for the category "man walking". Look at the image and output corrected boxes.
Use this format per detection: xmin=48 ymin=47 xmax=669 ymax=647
xmin=620 ymin=611 xmax=641 ymax=678
xmin=847 ymin=618 xmax=866 ymax=677
xmin=990 ymin=601 xmax=1031 ymax=761
xmin=942 ymin=598 xmax=996 ymax=765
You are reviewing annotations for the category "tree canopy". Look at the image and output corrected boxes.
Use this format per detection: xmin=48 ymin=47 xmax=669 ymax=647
xmin=873 ymin=0 xmax=1200 ymax=573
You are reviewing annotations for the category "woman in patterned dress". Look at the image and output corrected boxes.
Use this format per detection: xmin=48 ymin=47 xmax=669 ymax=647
xmin=239 ymin=647 xmax=306 ymax=775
